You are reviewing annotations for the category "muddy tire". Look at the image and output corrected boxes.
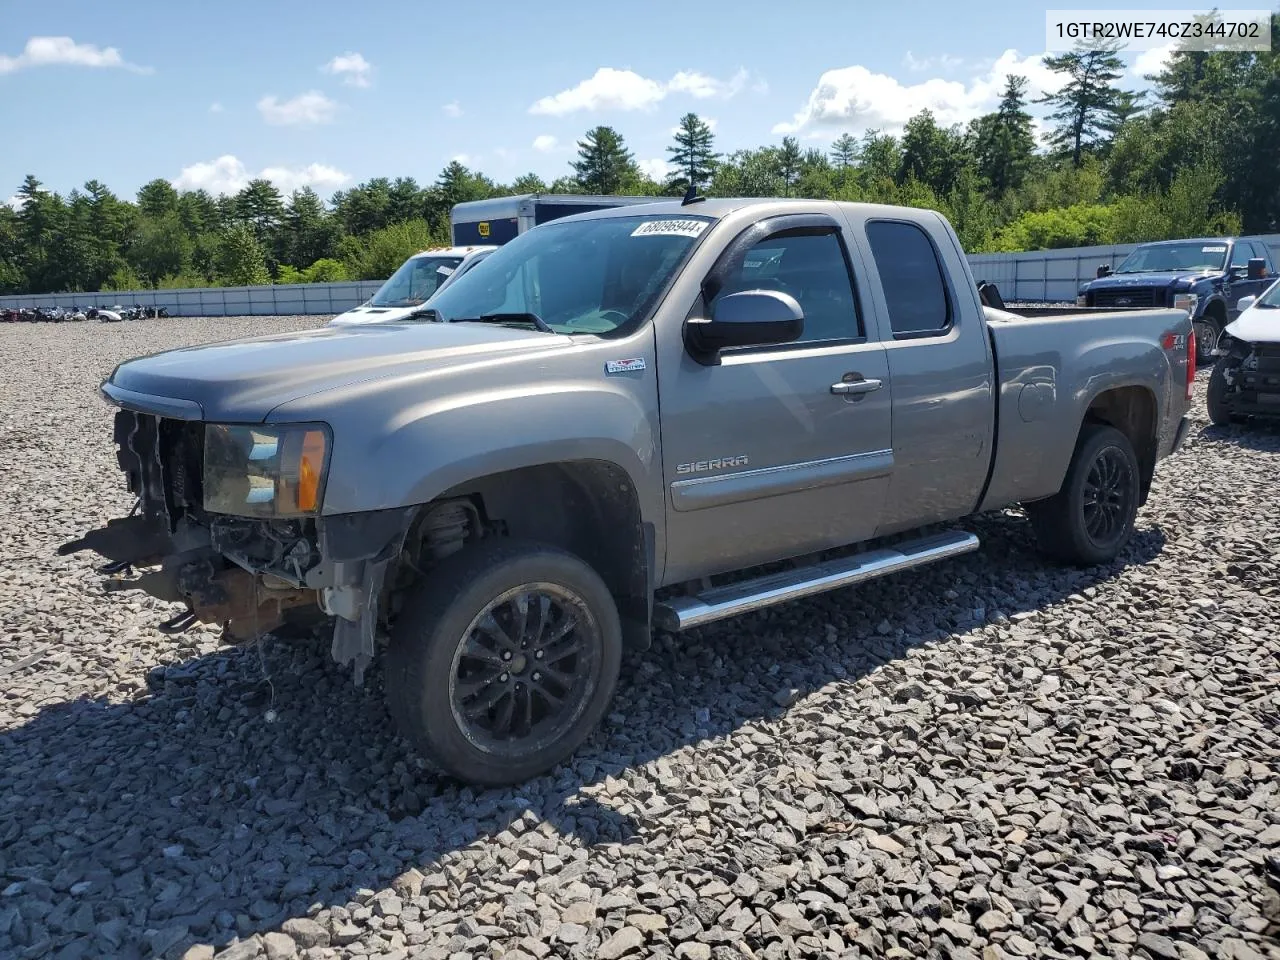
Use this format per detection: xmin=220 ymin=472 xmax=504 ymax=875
xmin=385 ymin=538 xmax=622 ymax=786
xmin=1206 ymin=358 xmax=1238 ymax=426
xmin=1026 ymin=424 xmax=1140 ymax=566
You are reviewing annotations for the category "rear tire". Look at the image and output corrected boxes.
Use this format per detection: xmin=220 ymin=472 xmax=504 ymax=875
xmin=1206 ymin=358 xmax=1238 ymax=426
xmin=385 ymin=538 xmax=622 ymax=786
xmin=1026 ymin=424 xmax=1140 ymax=566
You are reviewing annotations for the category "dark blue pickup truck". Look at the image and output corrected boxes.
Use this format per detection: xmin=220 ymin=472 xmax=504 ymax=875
xmin=1077 ymin=238 xmax=1274 ymax=362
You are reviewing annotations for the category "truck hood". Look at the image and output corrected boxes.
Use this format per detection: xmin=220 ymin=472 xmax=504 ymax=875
xmin=1225 ymin=304 xmax=1280 ymax=344
xmin=328 ymin=304 xmax=423 ymax=325
xmin=106 ymin=322 xmax=565 ymax=421
xmin=1087 ymin=270 xmax=1221 ymax=289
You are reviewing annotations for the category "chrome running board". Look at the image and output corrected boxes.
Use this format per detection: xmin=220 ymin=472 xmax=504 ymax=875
xmin=654 ymin=530 xmax=979 ymax=632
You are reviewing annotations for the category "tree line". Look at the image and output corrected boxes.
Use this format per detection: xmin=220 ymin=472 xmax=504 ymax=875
xmin=2 ymin=30 xmax=1278 ymax=296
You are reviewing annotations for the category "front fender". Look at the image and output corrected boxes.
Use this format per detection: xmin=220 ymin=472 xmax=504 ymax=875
xmin=314 ymin=382 xmax=662 ymax=525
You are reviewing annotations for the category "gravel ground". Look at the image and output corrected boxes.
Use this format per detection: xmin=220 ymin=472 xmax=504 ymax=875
xmin=1 ymin=316 xmax=1278 ymax=960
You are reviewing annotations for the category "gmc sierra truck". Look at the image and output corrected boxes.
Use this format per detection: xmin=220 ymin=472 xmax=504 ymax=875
xmin=62 ymin=199 xmax=1195 ymax=786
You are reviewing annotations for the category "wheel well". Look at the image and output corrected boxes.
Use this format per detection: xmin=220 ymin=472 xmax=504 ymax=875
xmin=1084 ymin=386 xmax=1158 ymax=503
xmin=1203 ymin=299 xmax=1227 ymax=323
xmin=409 ymin=461 xmax=652 ymax=647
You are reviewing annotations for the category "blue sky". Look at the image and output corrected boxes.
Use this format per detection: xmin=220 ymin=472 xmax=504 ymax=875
xmin=1 ymin=0 xmax=1179 ymax=204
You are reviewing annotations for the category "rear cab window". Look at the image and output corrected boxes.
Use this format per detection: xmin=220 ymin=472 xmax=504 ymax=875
xmin=864 ymin=220 xmax=952 ymax=338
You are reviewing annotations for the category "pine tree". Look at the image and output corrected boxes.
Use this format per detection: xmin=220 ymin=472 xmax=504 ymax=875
xmin=972 ymin=75 xmax=1038 ymax=195
xmin=1038 ymin=42 xmax=1126 ymax=166
xmin=665 ymin=113 xmax=718 ymax=193
xmin=216 ymin=224 xmax=270 ymax=285
xmin=830 ymin=133 xmax=859 ymax=170
xmin=234 ymin=179 xmax=285 ymax=245
xmin=777 ymin=136 xmax=803 ymax=196
xmin=572 ymin=126 xmax=639 ymax=194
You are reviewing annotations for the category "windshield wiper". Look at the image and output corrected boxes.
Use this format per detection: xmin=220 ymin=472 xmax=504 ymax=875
xmin=456 ymin=312 xmax=554 ymax=333
xmin=403 ymin=307 xmax=442 ymax=322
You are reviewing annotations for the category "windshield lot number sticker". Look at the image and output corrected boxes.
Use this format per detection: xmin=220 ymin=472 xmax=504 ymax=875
xmin=1203 ymin=245 xmax=1226 ymax=253
xmin=631 ymin=219 xmax=708 ymax=239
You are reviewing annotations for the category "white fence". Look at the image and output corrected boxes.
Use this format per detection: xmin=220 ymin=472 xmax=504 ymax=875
xmin=0 ymin=281 xmax=386 ymax=317
xmin=967 ymin=234 xmax=1280 ymax=303
xmin=4 ymin=234 xmax=1280 ymax=314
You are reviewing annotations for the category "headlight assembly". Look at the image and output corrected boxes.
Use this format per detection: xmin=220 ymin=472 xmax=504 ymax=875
xmin=1173 ymin=293 xmax=1199 ymax=315
xmin=203 ymin=423 xmax=330 ymax=518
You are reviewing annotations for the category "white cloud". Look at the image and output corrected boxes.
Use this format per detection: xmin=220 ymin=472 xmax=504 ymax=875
xmin=773 ymin=49 xmax=1066 ymax=137
xmin=257 ymin=91 xmax=338 ymax=126
xmin=0 ymin=36 xmax=152 ymax=75
xmin=4 ymin=195 xmax=26 ymax=211
xmin=171 ymin=155 xmax=350 ymax=196
xmin=452 ymin=153 xmax=471 ymax=165
xmin=1130 ymin=43 xmax=1175 ymax=81
xmin=668 ymin=68 xmax=748 ymax=99
xmin=639 ymin=158 xmax=673 ymax=181
xmin=323 ymin=52 xmax=371 ymax=88
xmin=442 ymin=100 xmax=463 ymax=117
xmin=902 ymin=51 xmax=964 ymax=73
xmin=529 ymin=66 xmax=755 ymax=116
xmin=209 ymin=102 xmax=224 ymax=114
xmin=532 ymin=134 xmax=559 ymax=152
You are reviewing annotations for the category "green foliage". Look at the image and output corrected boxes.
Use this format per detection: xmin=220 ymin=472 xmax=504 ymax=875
xmin=666 ymin=113 xmax=718 ymax=193
xmin=216 ymin=225 xmax=270 ymax=286
xmin=340 ymin=219 xmax=443 ymax=281
xmin=573 ymin=126 xmax=639 ymax=194
xmin=1038 ymin=42 xmax=1128 ymax=166
xmin=103 ymin=264 xmax=144 ymax=291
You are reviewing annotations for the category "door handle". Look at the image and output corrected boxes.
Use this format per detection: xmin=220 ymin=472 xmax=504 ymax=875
xmin=831 ymin=378 xmax=883 ymax=396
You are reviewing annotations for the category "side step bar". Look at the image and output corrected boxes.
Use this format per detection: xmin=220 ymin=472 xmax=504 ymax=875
xmin=654 ymin=530 xmax=979 ymax=632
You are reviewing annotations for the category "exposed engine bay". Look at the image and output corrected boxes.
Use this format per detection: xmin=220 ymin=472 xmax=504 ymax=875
xmin=59 ymin=409 xmax=478 ymax=682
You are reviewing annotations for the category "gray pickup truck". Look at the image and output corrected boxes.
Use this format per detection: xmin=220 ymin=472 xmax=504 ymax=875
xmin=63 ymin=199 xmax=1195 ymax=785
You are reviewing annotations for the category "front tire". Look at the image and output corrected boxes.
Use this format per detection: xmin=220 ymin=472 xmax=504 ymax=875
xmin=1193 ymin=316 xmax=1221 ymax=365
xmin=385 ymin=539 xmax=622 ymax=786
xmin=1026 ymin=424 xmax=1141 ymax=566
xmin=1206 ymin=357 xmax=1239 ymax=426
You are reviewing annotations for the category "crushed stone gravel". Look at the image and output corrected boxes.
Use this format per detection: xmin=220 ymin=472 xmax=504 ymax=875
xmin=1 ymin=316 xmax=1278 ymax=960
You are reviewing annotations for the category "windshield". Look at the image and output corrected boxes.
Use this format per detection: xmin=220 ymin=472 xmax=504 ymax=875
xmin=423 ymin=214 xmax=712 ymax=335
xmin=1255 ymin=278 xmax=1280 ymax=308
xmin=369 ymin=255 xmax=464 ymax=307
xmin=1115 ymin=242 xmax=1228 ymax=274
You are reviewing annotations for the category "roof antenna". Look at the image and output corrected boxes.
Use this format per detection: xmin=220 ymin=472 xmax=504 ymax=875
xmin=682 ymin=182 xmax=706 ymax=206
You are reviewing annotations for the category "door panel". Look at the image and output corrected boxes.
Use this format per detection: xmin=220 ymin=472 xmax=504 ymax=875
xmin=656 ymin=214 xmax=894 ymax=584
xmin=659 ymin=341 xmax=893 ymax=582
xmin=851 ymin=213 xmax=995 ymax=533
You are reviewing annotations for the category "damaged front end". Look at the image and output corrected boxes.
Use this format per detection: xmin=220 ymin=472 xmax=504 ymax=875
xmin=1214 ymin=340 xmax=1280 ymax=419
xmin=60 ymin=406 xmax=420 ymax=682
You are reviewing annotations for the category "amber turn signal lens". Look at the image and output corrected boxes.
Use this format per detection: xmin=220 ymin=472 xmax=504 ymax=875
xmin=296 ymin=429 xmax=327 ymax=513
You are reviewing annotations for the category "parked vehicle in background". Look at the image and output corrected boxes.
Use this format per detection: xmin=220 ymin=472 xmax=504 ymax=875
xmin=330 ymin=246 xmax=497 ymax=326
xmin=63 ymin=198 xmax=1194 ymax=787
xmin=1077 ymin=238 xmax=1274 ymax=363
xmin=1208 ymin=279 xmax=1280 ymax=424
xmin=450 ymin=193 xmax=662 ymax=247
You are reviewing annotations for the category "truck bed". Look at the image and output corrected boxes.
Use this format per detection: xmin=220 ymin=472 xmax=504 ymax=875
xmin=977 ymin=306 xmax=1192 ymax=513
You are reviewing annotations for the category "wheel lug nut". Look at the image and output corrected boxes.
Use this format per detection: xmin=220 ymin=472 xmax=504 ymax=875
xmin=502 ymin=651 xmax=512 ymax=661
xmin=534 ymin=650 xmax=543 ymax=659
xmin=532 ymin=672 xmax=541 ymax=681
xmin=499 ymin=673 xmax=509 ymax=682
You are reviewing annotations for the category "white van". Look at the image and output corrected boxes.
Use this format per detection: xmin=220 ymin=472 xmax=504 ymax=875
xmin=330 ymin=245 xmax=497 ymax=325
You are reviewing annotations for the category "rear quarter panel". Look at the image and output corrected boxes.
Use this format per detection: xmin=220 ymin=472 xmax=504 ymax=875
xmin=979 ymin=308 xmax=1191 ymax=512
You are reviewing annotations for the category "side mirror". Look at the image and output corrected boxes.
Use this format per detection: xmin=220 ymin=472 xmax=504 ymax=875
xmin=1097 ymin=264 xmax=1112 ymax=278
xmin=1237 ymin=295 xmax=1257 ymax=313
xmin=1248 ymin=257 xmax=1267 ymax=281
xmin=684 ymin=290 xmax=804 ymax=363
